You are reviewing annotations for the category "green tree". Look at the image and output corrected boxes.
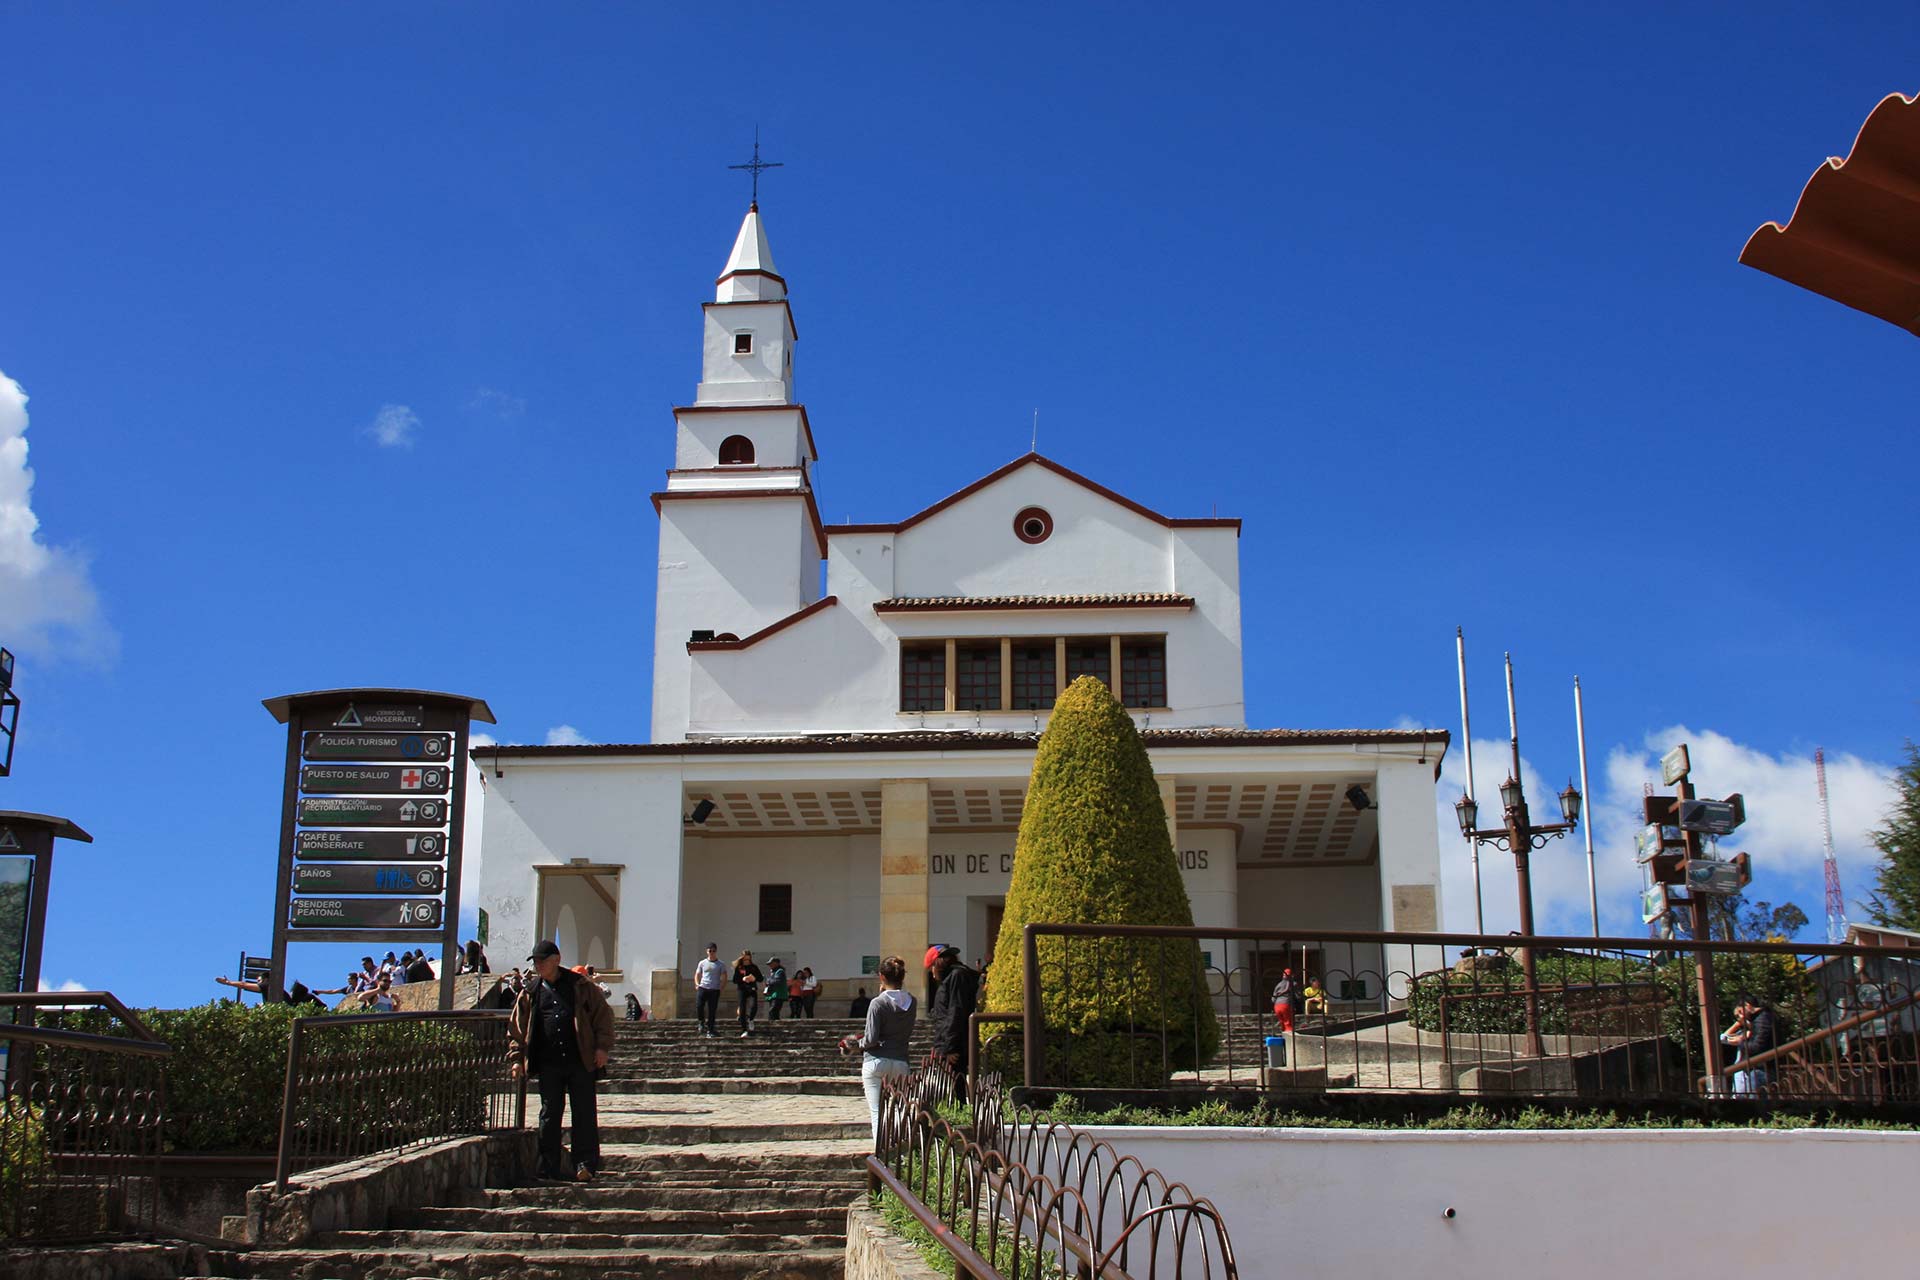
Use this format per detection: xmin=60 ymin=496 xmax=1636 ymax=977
xmin=1726 ymin=897 xmax=1809 ymax=942
xmin=981 ymin=676 xmax=1219 ymax=1087
xmin=1866 ymin=743 xmax=1920 ymax=931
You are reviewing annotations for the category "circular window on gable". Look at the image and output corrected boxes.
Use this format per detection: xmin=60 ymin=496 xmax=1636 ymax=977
xmin=1014 ymin=506 xmax=1054 ymax=544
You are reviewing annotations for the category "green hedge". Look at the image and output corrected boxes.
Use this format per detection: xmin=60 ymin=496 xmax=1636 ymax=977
xmin=983 ymin=677 xmax=1219 ymax=1086
xmin=55 ymin=1001 xmax=303 ymax=1153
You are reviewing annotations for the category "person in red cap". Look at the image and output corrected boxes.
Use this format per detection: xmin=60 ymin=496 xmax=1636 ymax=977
xmin=1271 ymin=968 xmax=1298 ymax=1034
xmin=928 ymin=945 xmax=980 ymax=1090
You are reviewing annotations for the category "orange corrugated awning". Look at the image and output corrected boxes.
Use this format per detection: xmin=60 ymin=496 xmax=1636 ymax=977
xmin=1740 ymin=90 xmax=1920 ymax=336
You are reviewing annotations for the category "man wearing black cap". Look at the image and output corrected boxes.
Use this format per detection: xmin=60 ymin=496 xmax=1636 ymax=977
xmin=928 ymin=944 xmax=979 ymax=1087
xmin=508 ymin=940 xmax=614 ymax=1181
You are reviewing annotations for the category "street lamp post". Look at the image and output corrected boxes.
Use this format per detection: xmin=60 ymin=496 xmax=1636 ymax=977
xmin=1452 ymin=654 xmax=1581 ymax=1060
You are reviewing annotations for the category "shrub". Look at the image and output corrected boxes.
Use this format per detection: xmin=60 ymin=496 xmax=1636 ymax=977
xmin=982 ymin=676 xmax=1219 ymax=1086
xmin=55 ymin=1001 xmax=301 ymax=1153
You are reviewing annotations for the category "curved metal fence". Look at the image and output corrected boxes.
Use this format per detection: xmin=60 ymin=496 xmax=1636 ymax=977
xmin=870 ymin=1057 xmax=1238 ymax=1278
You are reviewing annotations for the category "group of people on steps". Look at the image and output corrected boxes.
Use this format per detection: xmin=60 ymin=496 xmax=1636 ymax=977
xmin=691 ymin=945 xmax=831 ymax=1035
xmin=507 ymin=935 xmax=984 ymax=1181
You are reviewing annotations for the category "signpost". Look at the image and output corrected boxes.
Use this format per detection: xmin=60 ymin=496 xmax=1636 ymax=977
xmin=265 ymin=689 xmax=493 ymax=1011
xmin=1646 ymin=744 xmax=1755 ymax=1094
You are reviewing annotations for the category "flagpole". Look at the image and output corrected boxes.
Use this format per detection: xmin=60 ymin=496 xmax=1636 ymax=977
xmin=1456 ymin=628 xmax=1483 ymax=933
xmin=1575 ymin=676 xmax=1598 ymax=938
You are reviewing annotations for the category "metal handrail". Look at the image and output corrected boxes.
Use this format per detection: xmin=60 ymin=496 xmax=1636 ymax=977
xmin=273 ymin=1008 xmax=518 ymax=1191
xmin=1014 ymin=922 xmax=1920 ymax=1103
xmin=0 ymin=992 xmax=171 ymax=1245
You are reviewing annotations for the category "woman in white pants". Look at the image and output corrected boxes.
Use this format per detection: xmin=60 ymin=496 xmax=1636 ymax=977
xmin=840 ymin=955 xmax=916 ymax=1142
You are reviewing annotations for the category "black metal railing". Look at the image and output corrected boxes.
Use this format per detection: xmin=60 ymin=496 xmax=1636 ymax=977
xmin=1002 ymin=923 xmax=1920 ymax=1105
xmin=0 ymin=992 xmax=169 ymax=1244
xmin=870 ymin=1058 xmax=1238 ymax=1278
xmin=274 ymin=1009 xmax=522 ymax=1191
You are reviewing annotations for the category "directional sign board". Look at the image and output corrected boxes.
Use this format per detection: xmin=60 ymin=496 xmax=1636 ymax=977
xmin=289 ymin=897 xmax=443 ymax=929
xmin=1678 ymin=797 xmax=1744 ymax=836
xmin=1660 ymin=744 xmax=1691 ymax=786
xmin=268 ymin=689 xmax=490 ymax=1008
xmin=1635 ymin=824 xmax=1684 ymax=864
xmin=1685 ymin=858 xmax=1744 ymax=896
xmin=298 ymin=796 xmax=448 ymax=827
xmin=295 ymin=830 xmax=446 ymax=861
xmin=300 ymin=764 xmax=451 ymax=795
xmin=293 ymin=864 xmax=444 ymax=895
xmin=303 ymin=732 xmax=452 ymax=763
xmin=1642 ymin=885 xmax=1669 ymax=924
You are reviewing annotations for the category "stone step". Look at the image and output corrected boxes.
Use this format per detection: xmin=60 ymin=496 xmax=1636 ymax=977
xmin=603 ymin=1076 xmax=861 ymax=1095
xmin=586 ymin=1119 xmax=870 ymax=1145
xmin=319 ymin=1228 xmax=849 ymax=1253
xmin=392 ymin=1205 xmax=848 ymax=1233
xmin=483 ymin=1184 xmax=861 ymax=1210
xmin=201 ymin=1244 xmax=845 ymax=1280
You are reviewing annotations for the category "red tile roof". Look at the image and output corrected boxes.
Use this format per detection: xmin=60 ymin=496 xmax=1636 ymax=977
xmin=473 ymin=726 xmax=1447 ymax=758
xmin=873 ymin=593 xmax=1194 ymax=613
xmin=1741 ymin=90 xmax=1920 ymax=336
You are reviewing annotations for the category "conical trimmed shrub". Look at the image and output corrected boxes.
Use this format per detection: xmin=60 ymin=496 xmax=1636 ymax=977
xmin=982 ymin=676 xmax=1220 ymax=1087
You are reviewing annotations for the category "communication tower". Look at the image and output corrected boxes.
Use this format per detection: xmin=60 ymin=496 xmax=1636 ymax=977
xmin=1816 ymin=747 xmax=1848 ymax=945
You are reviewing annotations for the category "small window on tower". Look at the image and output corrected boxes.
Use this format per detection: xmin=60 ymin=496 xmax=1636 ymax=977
xmin=719 ymin=435 xmax=755 ymax=465
xmin=733 ymin=332 xmax=753 ymax=355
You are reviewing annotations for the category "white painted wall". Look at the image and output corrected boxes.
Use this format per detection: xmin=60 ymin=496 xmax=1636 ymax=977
xmin=475 ymin=762 xmax=684 ymax=997
xmin=678 ymin=832 xmax=879 ymax=982
xmin=672 ymin=406 xmax=812 ymax=470
xmin=1071 ymin=1126 xmax=1918 ymax=1278
xmin=654 ymin=496 xmax=822 ymax=740
xmin=680 ymin=462 xmax=1246 ymax=738
xmin=1377 ymin=755 xmax=1446 ymax=976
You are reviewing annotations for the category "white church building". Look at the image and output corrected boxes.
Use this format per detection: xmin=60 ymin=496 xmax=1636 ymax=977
xmin=473 ymin=204 xmax=1450 ymax=1016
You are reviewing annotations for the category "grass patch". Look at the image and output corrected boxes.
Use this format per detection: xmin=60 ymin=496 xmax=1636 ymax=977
xmin=1036 ymin=1092 xmax=1920 ymax=1131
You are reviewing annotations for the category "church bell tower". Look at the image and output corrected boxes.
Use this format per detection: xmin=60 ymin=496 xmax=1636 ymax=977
xmin=650 ymin=203 xmax=824 ymax=741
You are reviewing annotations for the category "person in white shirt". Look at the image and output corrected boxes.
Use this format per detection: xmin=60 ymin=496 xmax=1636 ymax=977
xmin=694 ymin=943 xmax=726 ymax=1037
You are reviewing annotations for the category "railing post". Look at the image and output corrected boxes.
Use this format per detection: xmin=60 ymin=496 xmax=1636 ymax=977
xmin=274 ymin=1016 xmax=306 ymax=1193
xmin=1022 ymin=924 xmax=1045 ymax=1089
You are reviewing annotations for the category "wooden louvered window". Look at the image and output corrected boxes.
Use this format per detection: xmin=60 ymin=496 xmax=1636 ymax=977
xmin=1120 ymin=638 xmax=1167 ymax=707
xmin=1011 ymin=643 xmax=1056 ymax=710
xmin=900 ymin=643 xmax=946 ymax=712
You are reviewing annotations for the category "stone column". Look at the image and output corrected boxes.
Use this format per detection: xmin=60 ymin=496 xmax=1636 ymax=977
xmin=1376 ymin=756 xmax=1447 ymax=983
xmin=879 ymin=779 xmax=930 ymax=967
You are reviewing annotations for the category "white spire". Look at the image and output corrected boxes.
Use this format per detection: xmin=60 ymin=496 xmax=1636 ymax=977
xmin=717 ymin=205 xmax=785 ymax=302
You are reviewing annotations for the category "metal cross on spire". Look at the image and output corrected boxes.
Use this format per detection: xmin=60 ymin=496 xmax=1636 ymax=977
xmin=728 ymin=129 xmax=783 ymax=209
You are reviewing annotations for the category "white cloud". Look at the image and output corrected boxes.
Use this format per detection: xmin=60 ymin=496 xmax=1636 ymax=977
xmin=37 ymin=977 xmax=87 ymax=993
xmin=469 ymin=387 xmax=526 ymax=418
xmin=365 ymin=404 xmax=420 ymax=449
xmin=1430 ymin=722 xmax=1899 ymax=939
xmin=469 ymin=731 xmax=498 ymax=748
xmin=545 ymin=724 xmax=595 ymax=746
xmin=0 ymin=371 xmax=114 ymax=662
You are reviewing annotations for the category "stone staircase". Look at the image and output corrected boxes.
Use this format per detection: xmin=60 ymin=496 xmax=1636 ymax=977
xmin=606 ymin=1017 xmax=935 ymax=1085
xmin=187 ymin=1018 xmax=908 ymax=1280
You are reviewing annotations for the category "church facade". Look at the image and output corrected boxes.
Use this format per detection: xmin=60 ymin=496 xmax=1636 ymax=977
xmin=472 ymin=206 xmax=1450 ymax=1015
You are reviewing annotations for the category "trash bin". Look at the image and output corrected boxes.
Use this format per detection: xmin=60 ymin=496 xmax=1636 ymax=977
xmin=1265 ymin=1034 xmax=1287 ymax=1069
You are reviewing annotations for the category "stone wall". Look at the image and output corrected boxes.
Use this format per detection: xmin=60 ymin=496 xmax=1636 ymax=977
xmin=844 ymin=1201 xmax=947 ymax=1280
xmin=245 ymin=1130 xmax=536 ymax=1246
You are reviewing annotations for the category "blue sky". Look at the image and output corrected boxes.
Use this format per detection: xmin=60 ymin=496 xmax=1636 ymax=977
xmin=2 ymin=5 xmax=1916 ymax=1006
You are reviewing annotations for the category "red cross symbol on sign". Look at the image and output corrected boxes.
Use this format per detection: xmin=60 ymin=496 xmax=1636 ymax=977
xmin=401 ymin=769 xmax=422 ymax=789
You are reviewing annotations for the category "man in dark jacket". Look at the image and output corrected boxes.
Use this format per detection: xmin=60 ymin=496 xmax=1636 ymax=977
xmin=928 ymin=945 xmax=980 ymax=1080
xmin=509 ymin=940 xmax=615 ymax=1181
